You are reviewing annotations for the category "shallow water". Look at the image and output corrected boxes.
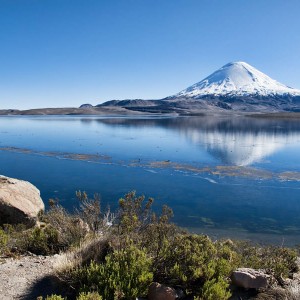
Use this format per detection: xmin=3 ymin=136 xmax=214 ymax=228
xmin=1 ymin=115 xmax=300 ymax=245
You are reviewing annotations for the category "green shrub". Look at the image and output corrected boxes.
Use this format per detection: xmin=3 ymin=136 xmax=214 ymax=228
xmin=43 ymin=201 xmax=88 ymax=249
xmin=78 ymin=244 xmax=153 ymax=300
xmin=40 ymin=293 xmax=103 ymax=300
xmin=77 ymin=292 xmax=102 ymax=300
xmin=156 ymin=234 xmax=216 ymax=286
xmin=1 ymin=224 xmax=27 ymax=255
xmin=75 ymin=191 xmax=104 ymax=235
xmin=118 ymin=191 xmax=154 ymax=237
xmin=1 ymin=224 xmax=57 ymax=256
xmin=1 ymin=203 xmax=88 ymax=256
xmin=24 ymin=226 xmax=60 ymax=255
xmin=237 ymin=242 xmax=298 ymax=279
xmin=37 ymin=295 xmax=66 ymax=300
xmin=46 ymin=296 xmax=65 ymax=300
xmin=117 ymin=191 xmax=177 ymax=258
xmin=201 ymin=278 xmax=231 ymax=300
xmin=140 ymin=205 xmax=177 ymax=255
xmin=150 ymin=234 xmax=235 ymax=297
xmin=0 ymin=227 xmax=8 ymax=254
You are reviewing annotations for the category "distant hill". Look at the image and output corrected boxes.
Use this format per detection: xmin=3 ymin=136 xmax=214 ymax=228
xmin=79 ymin=103 xmax=93 ymax=108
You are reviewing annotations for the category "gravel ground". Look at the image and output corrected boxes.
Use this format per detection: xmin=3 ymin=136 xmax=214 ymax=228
xmin=0 ymin=254 xmax=61 ymax=300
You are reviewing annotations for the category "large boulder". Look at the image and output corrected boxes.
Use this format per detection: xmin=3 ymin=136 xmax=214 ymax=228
xmin=148 ymin=282 xmax=177 ymax=300
xmin=231 ymin=268 xmax=272 ymax=289
xmin=0 ymin=176 xmax=44 ymax=227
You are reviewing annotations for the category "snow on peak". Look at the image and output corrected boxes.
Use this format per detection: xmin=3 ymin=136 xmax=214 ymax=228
xmin=175 ymin=61 xmax=300 ymax=98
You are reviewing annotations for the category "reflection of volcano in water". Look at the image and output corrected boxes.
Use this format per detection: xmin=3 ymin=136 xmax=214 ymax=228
xmin=89 ymin=116 xmax=300 ymax=166
xmin=186 ymin=129 xmax=300 ymax=166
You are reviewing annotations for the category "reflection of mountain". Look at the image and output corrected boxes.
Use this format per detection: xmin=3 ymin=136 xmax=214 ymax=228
xmin=173 ymin=118 xmax=300 ymax=166
xmin=184 ymin=129 xmax=300 ymax=166
xmin=87 ymin=116 xmax=300 ymax=166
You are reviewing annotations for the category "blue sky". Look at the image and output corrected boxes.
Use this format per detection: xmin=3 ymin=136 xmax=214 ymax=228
xmin=0 ymin=0 xmax=300 ymax=109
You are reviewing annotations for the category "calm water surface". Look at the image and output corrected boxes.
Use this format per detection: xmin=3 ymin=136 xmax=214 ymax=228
xmin=1 ymin=115 xmax=300 ymax=245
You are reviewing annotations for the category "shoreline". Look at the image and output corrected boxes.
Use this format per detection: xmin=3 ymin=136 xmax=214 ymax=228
xmin=1 ymin=106 xmax=300 ymax=119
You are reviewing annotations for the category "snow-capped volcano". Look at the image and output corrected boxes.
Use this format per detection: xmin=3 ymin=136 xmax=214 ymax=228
xmin=100 ymin=61 xmax=300 ymax=112
xmin=175 ymin=61 xmax=300 ymax=98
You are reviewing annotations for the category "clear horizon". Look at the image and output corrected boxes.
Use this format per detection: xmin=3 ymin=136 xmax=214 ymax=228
xmin=1 ymin=0 xmax=300 ymax=109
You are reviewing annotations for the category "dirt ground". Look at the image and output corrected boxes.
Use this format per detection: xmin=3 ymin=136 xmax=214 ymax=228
xmin=0 ymin=254 xmax=62 ymax=300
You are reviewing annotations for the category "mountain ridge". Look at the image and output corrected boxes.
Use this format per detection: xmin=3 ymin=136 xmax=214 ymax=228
xmin=98 ymin=61 xmax=300 ymax=113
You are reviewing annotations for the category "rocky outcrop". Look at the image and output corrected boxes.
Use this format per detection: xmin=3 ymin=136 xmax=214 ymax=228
xmin=148 ymin=282 xmax=177 ymax=300
xmin=0 ymin=176 xmax=44 ymax=227
xmin=231 ymin=268 xmax=272 ymax=289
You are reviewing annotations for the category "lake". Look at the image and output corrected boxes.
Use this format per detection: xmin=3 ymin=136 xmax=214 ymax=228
xmin=1 ymin=115 xmax=300 ymax=245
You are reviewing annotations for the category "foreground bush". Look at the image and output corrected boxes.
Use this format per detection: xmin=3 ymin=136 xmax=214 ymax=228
xmin=24 ymin=226 xmax=60 ymax=255
xmin=77 ymin=292 xmax=102 ymax=300
xmin=0 ymin=227 xmax=8 ymax=254
xmin=3 ymin=190 xmax=299 ymax=300
xmin=1 ymin=194 xmax=100 ymax=256
xmin=77 ymin=244 xmax=153 ymax=300
xmin=37 ymin=295 xmax=66 ymax=300
xmin=2 ymin=223 xmax=68 ymax=256
xmin=151 ymin=234 xmax=233 ymax=297
xmin=38 ymin=293 xmax=102 ymax=300
xmin=236 ymin=241 xmax=298 ymax=279
xmin=201 ymin=278 xmax=232 ymax=300
xmin=52 ymin=191 xmax=300 ymax=300
xmin=42 ymin=199 xmax=89 ymax=248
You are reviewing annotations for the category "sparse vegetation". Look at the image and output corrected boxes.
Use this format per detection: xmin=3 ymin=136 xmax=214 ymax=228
xmin=235 ymin=240 xmax=298 ymax=279
xmin=38 ymin=292 xmax=103 ymax=300
xmin=37 ymin=295 xmax=66 ymax=300
xmin=77 ymin=244 xmax=153 ymax=299
xmin=0 ymin=227 xmax=8 ymax=255
xmin=77 ymin=292 xmax=103 ymax=300
xmin=1 ymin=190 xmax=299 ymax=300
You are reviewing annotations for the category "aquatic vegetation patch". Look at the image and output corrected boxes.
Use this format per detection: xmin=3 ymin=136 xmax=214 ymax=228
xmin=1 ymin=146 xmax=300 ymax=182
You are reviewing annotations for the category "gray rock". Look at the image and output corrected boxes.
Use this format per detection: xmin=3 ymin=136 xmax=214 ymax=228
xmin=231 ymin=268 xmax=272 ymax=289
xmin=148 ymin=282 xmax=177 ymax=300
xmin=0 ymin=176 xmax=45 ymax=227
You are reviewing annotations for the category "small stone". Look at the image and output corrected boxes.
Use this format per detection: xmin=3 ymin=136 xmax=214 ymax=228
xmin=148 ymin=282 xmax=177 ymax=300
